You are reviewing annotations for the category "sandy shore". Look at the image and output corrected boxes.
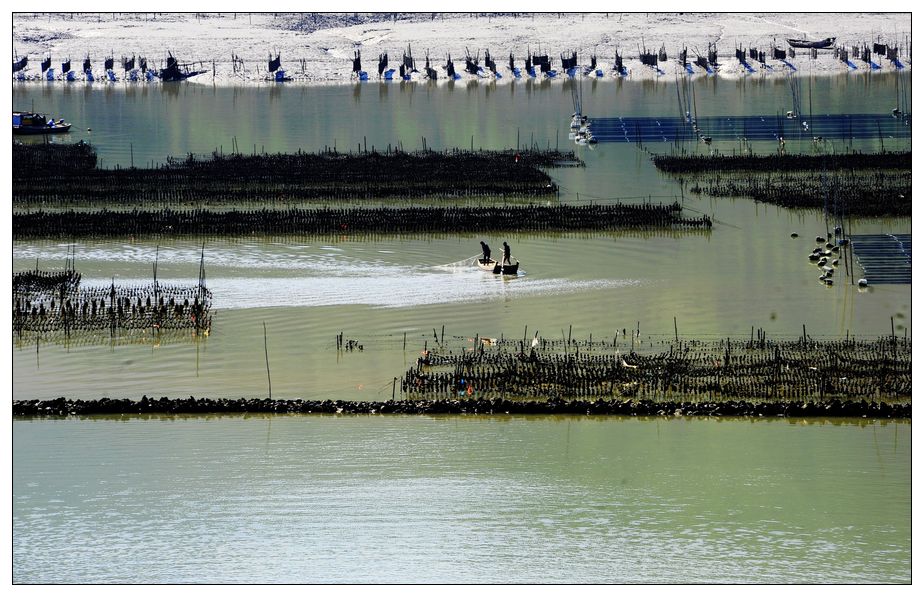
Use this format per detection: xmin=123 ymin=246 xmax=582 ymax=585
xmin=13 ymin=12 xmax=911 ymax=85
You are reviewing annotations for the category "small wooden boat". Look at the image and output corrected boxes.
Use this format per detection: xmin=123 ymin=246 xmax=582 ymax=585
xmin=786 ymin=37 xmax=836 ymax=49
xmin=475 ymin=257 xmax=519 ymax=275
xmin=13 ymin=112 xmax=71 ymax=135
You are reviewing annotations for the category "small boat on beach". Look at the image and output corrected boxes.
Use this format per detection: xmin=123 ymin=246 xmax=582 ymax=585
xmin=13 ymin=112 xmax=71 ymax=135
xmin=475 ymin=257 xmax=520 ymax=275
xmin=786 ymin=37 xmax=836 ymax=49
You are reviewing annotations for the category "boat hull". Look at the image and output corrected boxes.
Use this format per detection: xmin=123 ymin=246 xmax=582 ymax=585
xmin=475 ymin=258 xmax=519 ymax=275
xmin=786 ymin=37 xmax=836 ymax=49
xmin=13 ymin=124 xmax=72 ymax=135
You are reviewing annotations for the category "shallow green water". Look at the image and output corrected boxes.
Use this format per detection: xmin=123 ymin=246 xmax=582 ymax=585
xmin=12 ymin=75 xmax=911 ymax=584
xmin=12 ymin=415 xmax=910 ymax=583
xmin=11 ymin=75 xmax=912 ymax=402
xmin=13 ymin=72 xmax=909 ymax=168
xmin=11 ymin=227 xmax=911 ymax=401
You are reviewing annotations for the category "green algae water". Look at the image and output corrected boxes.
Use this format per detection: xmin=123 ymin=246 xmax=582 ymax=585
xmin=13 ymin=415 xmax=910 ymax=583
xmin=10 ymin=230 xmax=912 ymax=402
xmin=10 ymin=76 xmax=912 ymax=402
xmin=12 ymin=74 xmax=911 ymax=584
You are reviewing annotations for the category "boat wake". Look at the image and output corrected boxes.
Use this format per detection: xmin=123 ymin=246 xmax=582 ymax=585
xmin=80 ymin=275 xmax=641 ymax=309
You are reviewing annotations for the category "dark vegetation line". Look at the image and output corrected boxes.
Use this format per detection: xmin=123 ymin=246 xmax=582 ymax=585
xmin=649 ymin=149 xmax=911 ymax=217
xmin=403 ymin=337 xmax=911 ymax=402
xmin=11 ymin=397 xmax=910 ymax=419
xmin=13 ymin=143 xmax=581 ymax=206
xmin=650 ymin=150 xmax=911 ymax=173
xmin=688 ymin=171 xmax=910 ymax=217
xmin=14 ymin=143 xmax=715 ymax=237
xmin=13 ymin=268 xmax=212 ymax=334
xmin=14 ymin=204 xmax=712 ymax=238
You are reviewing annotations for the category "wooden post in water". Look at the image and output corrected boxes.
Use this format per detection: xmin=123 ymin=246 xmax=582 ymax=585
xmin=263 ymin=321 xmax=272 ymax=400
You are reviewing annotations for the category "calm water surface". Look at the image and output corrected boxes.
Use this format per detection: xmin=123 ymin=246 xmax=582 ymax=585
xmin=13 ymin=73 xmax=909 ymax=167
xmin=12 ymin=75 xmax=911 ymax=585
xmin=11 ymin=228 xmax=912 ymax=401
xmin=12 ymin=75 xmax=911 ymax=401
xmin=13 ymin=415 xmax=911 ymax=583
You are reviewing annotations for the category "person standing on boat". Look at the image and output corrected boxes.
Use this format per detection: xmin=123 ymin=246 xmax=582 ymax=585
xmin=480 ymin=241 xmax=492 ymax=263
xmin=502 ymin=242 xmax=511 ymax=265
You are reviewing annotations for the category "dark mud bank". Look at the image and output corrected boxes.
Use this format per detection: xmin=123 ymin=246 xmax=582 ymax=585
xmin=13 ymin=396 xmax=910 ymax=418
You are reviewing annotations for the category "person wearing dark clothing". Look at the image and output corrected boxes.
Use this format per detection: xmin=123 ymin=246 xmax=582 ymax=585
xmin=480 ymin=241 xmax=492 ymax=262
xmin=502 ymin=242 xmax=511 ymax=265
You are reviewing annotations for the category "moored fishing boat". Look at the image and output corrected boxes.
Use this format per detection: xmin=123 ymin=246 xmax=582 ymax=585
xmin=786 ymin=37 xmax=836 ymax=49
xmin=13 ymin=112 xmax=71 ymax=135
xmin=475 ymin=257 xmax=520 ymax=275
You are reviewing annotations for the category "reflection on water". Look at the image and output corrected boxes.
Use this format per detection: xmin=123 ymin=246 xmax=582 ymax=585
xmin=13 ymin=224 xmax=911 ymax=401
xmin=13 ymin=415 xmax=910 ymax=583
xmin=12 ymin=75 xmax=912 ymax=401
xmin=13 ymin=64 xmax=912 ymax=587
xmin=13 ymin=73 xmax=910 ymax=168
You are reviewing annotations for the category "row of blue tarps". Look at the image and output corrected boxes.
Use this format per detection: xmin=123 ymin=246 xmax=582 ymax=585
xmin=587 ymin=113 xmax=912 ymax=143
xmin=849 ymin=234 xmax=911 ymax=284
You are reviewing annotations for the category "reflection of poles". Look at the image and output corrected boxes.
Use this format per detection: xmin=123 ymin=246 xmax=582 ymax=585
xmin=197 ymin=243 xmax=207 ymax=334
xmin=109 ymin=278 xmax=116 ymax=338
xmin=263 ymin=322 xmax=272 ymax=400
xmin=153 ymin=244 xmax=160 ymax=335
xmin=60 ymin=285 xmax=69 ymax=338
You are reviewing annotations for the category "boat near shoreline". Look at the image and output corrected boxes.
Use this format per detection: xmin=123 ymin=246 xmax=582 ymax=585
xmin=786 ymin=36 xmax=836 ymax=49
xmin=13 ymin=111 xmax=71 ymax=135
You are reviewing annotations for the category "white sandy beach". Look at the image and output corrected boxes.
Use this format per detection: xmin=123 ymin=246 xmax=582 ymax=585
xmin=12 ymin=12 xmax=912 ymax=85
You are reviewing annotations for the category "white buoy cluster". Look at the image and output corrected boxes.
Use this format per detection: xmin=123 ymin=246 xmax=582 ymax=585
xmin=806 ymin=230 xmax=852 ymax=287
xmin=568 ymin=112 xmax=597 ymax=146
